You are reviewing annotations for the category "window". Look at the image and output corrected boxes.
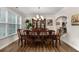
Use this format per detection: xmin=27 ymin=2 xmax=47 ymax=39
xmin=7 ymin=11 xmax=16 ymax=35
xmin=0 ymin=23 xmax=6 ymax=38
xmin=7 ymin=24 xmax=16 ymax=35
xmin=0 ymin=8 xmax=21 ymax=39
xmin=0 ymin=8 xmax=6 ymax=38
xmin=0 ymin=8 xmax=6 ymax=23
xmin=17 ymin=15 xmax=21 ymax=29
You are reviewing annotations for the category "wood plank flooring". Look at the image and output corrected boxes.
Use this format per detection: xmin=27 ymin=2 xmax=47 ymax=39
xmin=0 ymin=41 xmax=78 ymax=52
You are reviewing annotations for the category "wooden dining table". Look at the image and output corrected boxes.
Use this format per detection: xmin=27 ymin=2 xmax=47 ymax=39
xmin=22 ymin=29 xmax=58 ymax=47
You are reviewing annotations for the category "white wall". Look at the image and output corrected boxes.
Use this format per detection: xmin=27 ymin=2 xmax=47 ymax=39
xmin=54 ymin=7 xmax=79 ymax=51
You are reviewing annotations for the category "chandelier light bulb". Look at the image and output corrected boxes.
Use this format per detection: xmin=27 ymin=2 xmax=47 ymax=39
xmin=36 ymin=15 xmax=39 ymax=19
xmin=40 ymin=16 xmax=44 ymax=20
xmin=33 ymin=17 xmax=37 ymax=20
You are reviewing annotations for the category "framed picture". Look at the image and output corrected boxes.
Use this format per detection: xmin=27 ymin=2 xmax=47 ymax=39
xmin=47 ymin=19 xmax=53 ymax=26
xmin=71 ymin=15 xmax=79 ymax=25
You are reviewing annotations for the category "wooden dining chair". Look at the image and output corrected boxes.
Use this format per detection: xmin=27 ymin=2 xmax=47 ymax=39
xmin=56 ymin=29 xmax=61 ymax=45
xmin=39 ymin=30 xmax=48 ymax=47
xmin=31 ymin=30 xmax=42 ymax=47
xmin=48 ymin=30 xmax=55 ymax=47
xmin=23 ymin=30 xmax=33 ymax=47
xmin=17 ymin=29 xmax=21 ymax=46
xmin=17 ymin=29 xmax=25 ymax=47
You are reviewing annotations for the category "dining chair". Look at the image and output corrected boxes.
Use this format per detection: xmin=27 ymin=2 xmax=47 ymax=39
xmin=17 ymin=29 xmax=21 ymax=46
xmin=48 ymin=30 xmax=55 ymax=47
xmin=39 ymin=30 xmax=48 ymax=47
xmin=56 ymin=29 xmax=61 ymax=45
xmin=53 ymin=29 xmax=61 ymax=48
xmin=31 ymin=30 xmax=42 ymax=47
xmin=17 ymin=29 xmax=25 ymax=47
xmin=23 ymin=30 xmax=33 ymax=47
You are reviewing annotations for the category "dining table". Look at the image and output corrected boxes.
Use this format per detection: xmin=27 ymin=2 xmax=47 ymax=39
xmin=23 ymin=29 xmax=58 ymax=47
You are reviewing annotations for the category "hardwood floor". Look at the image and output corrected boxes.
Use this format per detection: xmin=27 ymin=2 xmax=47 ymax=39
xmin=0 ymin=41 xmax=78 ymax=52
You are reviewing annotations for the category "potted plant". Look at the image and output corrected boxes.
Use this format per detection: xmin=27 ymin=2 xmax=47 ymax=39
xmin=25 ymin=20 xmax=32 ymax=29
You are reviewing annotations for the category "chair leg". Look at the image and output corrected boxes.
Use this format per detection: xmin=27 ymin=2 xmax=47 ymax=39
xmin=52 ymin=39 xmax=54 ymax=47
xmin=24 ymin=40 xmax=27 ymax=47
xmin=18 ymin=39 xmax=22 ymax=47
xmin=55 ymin=39 xmax=58 ymax=48
xmin=18 ymin=39 xmax=20 ymax=46
xmin=59 ymin=39 xmax=61 ymax=45
xmin=21 ymin=39 xmax=23 ymax=47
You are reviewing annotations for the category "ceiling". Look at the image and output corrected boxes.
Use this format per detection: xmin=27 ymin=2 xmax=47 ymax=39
xmin=9 ymin=7 xmax=63 ymax=16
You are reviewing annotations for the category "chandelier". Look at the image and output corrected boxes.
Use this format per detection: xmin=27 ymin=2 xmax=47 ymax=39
xmin=33 ymin=7 xmax=44 ymax=20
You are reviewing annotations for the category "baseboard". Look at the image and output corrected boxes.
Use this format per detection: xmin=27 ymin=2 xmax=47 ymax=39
xmin=61 ymin=33 xmax=79 ymax=51
xmin=0 ymin=39 xmax=17 ymax=50
xmin=62 ymin=40 xmax=79 ymax=51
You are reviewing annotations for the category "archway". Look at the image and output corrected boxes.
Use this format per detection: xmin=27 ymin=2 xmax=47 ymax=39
xmin=56 ymin=16 xmax=67 ymax=35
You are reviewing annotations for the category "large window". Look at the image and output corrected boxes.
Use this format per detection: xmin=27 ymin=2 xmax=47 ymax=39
xmin=7 ymin=11 xmax=16 ymax=35
xmin=0 ymin=8 xmax=6 ymax=38
xmin=0 ymin=8 xmax=21 ymax=39
xmin=17 ymin=15 xmax=21 ymax=30
xmin=0 ymin=23 xmax=6 ymax=38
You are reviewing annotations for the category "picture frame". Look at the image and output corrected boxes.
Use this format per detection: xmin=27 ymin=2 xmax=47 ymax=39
xmin=71 ymin=14 xmax=79 ymax=25
xmin=47 ymin=19 xmax=53 ymax=26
